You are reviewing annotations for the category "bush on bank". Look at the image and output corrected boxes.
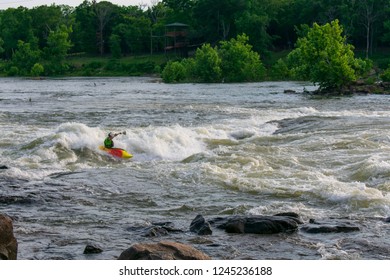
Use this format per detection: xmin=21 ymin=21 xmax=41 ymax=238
xmin=162 ymin=34 xmax=266 ymax=83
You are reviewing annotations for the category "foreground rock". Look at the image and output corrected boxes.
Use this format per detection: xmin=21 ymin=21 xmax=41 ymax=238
xmin=0 ymin=214 xmax=18 ymax=260
xmin=118 ymin=241 xmax=211 ymax=260
xmin=210 ymin=213 xmax=302 ymax=234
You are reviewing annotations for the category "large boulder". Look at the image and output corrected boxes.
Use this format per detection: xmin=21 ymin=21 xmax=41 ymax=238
xmin=0 ymin=214 xmax=18 ymax=260
xmin=118 ymin=241 xmax=211 ymax=260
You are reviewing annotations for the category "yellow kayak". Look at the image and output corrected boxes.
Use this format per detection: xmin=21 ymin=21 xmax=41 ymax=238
xmin=99 ymin=146 xmax=133 ymax=159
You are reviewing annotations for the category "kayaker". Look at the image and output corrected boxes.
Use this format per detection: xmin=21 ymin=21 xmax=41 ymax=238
xmin=104 ymin=132 xmax=118 ymax=148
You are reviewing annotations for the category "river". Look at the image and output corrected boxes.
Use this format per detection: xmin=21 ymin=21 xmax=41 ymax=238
xmin=1 ymin=77 xmax=389 ymax=260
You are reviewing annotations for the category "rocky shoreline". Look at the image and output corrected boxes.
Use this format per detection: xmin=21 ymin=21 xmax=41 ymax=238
xmin=284 ymin=81 xmax=390 ymax=95
xmin=2 ymin=212 xmax=389 ymax=260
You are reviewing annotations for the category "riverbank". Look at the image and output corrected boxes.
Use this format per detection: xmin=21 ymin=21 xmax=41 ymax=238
xmin=1 ymin=50 xmax=389 ymax=88
xmin=2 ymin=208 xmax=390 ymax=260
xmin=310 ymin=81 xmax=390 ymax=95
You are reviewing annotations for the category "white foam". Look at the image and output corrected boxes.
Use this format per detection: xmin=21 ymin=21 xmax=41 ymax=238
xmin=55 ymin=122 xmax=103 ymax=150
xmin=126 ymin=124 xmax=206 ymax=161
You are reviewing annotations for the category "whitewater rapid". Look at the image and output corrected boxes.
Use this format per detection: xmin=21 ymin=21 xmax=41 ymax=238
xmin=1 ymin=77 xmax=390 ymax=259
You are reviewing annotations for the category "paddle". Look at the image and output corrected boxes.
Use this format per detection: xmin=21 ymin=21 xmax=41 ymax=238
xmin=112 ymin=131 xmax=126 ymax=137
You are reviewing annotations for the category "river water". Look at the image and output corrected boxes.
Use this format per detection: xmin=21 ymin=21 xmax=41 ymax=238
xmin=1 ymin=77 xmax=389 ymax=260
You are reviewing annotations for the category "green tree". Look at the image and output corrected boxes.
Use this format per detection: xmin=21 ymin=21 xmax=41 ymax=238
xmin=44 ymin=25 xmax=73 ymax=74
xmin=219 ymin=34 xmax=265 ymax=82
xmin=72 ymin=0 xmax=97 ymax=53
xmin=10 ymin=40 xmax=41 ymax=76
xmin=193 ymin=0 xmax=247 ymax=42
xmin=162 ymin=0 xmax=195 ymax=24
xmin=194 ymin=43 xmax=222 ymax=82
xmin=94 ymin=1 xmax=116 ymax=55
xmin=112 ymin=7 xmax=151 ymax=55
xmin=109 ymin=34 xmax=122 ymax=58
xmin=352 ymin=0 xmax=389 ymax=58
xmin=0 ymin=37 xmax=4 ymax=55
xmin=30 ymin=5 xmax=72 ymax=50
xmin=147 ymin=1 xmax=170 ymax=53
xmin=287 ymin=20 xmax=370 ymax=90
xmin=0 ymin=7 xmax=35 ymax=59
xmin=236 ymin=0 xmax=283 ymax=54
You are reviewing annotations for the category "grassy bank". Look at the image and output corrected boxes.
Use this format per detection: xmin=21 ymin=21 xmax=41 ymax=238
xmin=65 ymin=53 xmax=170 ymax=77
xmin=1 ymin=49 xmax=388 ymax=78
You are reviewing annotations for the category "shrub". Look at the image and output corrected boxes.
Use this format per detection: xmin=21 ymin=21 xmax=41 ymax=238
xmin=31 ymin=63 xmax=44 ymax=77
xmin=7 ymin=66 xmax=19 ymax=76
xmin=380 ymin=67 xmax=390 ymax=82
xmin=161 ymin=61 xmax=187 ymax=83
xmin=269 ymin=59 xmax=291 ymax=80
xmin=180 ymin=58 xmax=196 ymax=80
xmin=219 ymin=34 xmax=265 ymax=82
xmin=194 ymin=44 xmax=221 ymax=82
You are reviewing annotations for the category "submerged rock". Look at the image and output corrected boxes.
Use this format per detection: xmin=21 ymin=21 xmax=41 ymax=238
xmin=127 ymin=221 xmax=183 ymax=238
xmin=0 ymin=214 xmax=18 ymax=260
xmin=190 ymin=214 xmax=212 ymax=235
xmin=83 ymin=244 xmax=103 ymax=254
xmin=210 ymin=214 xmax=300 ymax=234
xmin=118 ymin=241 xmax=211 ymax=260
xmin=144 ymin=226 xmax=169 ymax=237
xmin=301 ymin=219 xmax=360 ymax=234
xmin=0 ymin=195 xmax=35 ymax=205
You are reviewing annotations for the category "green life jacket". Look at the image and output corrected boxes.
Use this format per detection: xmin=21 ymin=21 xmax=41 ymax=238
xmin=104 ymin=137 xmax=114 ymax=148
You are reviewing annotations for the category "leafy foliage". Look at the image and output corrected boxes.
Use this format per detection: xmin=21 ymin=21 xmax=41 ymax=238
xmin=0 ymin=37 xmax=4 ymax=55
xmin=44 ymin=25 xmax=73 ymax=74
xmin=287 ymin=20 xmax=369 ymax=90
xmin=380 ymin=66 xmax=390 ymax=82
xmin=194 ymin=44 xmax=221 ymax=82
xmin=270 ymin=58 xmax=291 ymax=80
xmin=2 ymin=0 xmax=390 ymax=79
xmin=162 ymin=34 xmax=265 ymax=83
xmin=31 ymin=63 xmax=44 ymax=77
xmin=161 ymin=60 xmax=187 ymax=83
xmin=109 ymin=34 xmax=122 ymax=58
xmin=219 ymin=34 xmax=265 ymax=82
xmin=10 ymin=40 xmax=41 ymax=76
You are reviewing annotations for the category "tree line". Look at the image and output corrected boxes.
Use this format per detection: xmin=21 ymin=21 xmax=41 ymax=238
xmin=0 ymin=0 xmax=390 ymax=83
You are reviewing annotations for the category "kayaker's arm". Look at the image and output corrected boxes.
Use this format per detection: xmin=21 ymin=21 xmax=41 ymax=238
xmin=109 ymin=131 xmax=126 ymax=139
xmin=115 ymin=131 xmax=127 ymax=137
